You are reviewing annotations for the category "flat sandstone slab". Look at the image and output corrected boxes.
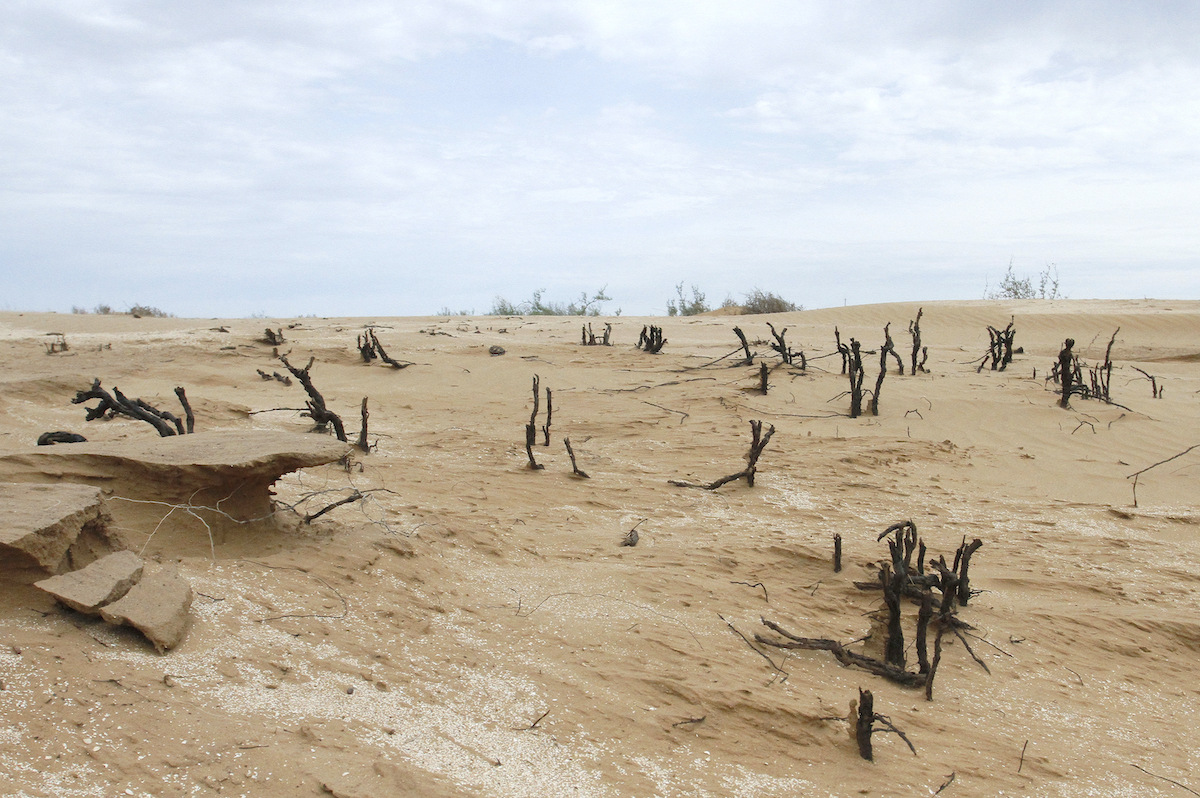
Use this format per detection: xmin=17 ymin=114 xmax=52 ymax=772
xmin=100 ymin=563 xmax=193 ymax=653
xmin=35 ymin=550 xmax=144 ymax=614
xmin=0 ymin=482 xmax=109 ymax=571
xmin=0 ymin=430 xmax=351 ymax=518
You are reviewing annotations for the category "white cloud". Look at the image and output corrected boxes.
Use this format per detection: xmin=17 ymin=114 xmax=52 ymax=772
xmin=1 ymin=1 xmax=1198 ymax=315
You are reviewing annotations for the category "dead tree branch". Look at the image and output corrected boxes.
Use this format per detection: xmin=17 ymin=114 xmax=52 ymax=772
xmin=563 ymin=437 xmax=589 ymax=478
xmin=669 ymin=420 xmax=775 ymax=490
xmin=278 ymin=354 xmax=348 ymax=441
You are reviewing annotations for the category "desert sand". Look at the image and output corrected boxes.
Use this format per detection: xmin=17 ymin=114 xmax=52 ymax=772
xmin=1 ymin=299 xmax=1198 ymax=797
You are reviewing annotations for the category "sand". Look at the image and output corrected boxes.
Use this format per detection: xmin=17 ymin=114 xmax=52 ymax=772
xmin=0 ymin=299 xmax=1198 ymax=797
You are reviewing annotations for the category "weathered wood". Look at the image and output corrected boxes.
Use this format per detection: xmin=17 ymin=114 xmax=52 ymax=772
xmin=848 ymin=339 xmax=865 ymax=417
xmin=174 ymin=387 xmax=195 ymax=433
xmin=638 ymin=325 xmax=667 ymax=354
xmin=72 ymin=379 xmax=177 ymax=437
xmin=733 ymin=327 xmax=753 ymax=364
xmin=277 ymin=355 xmax=348 ymax=442
xmin=526 ymin=376 xmax=543 ymax=470
xmin=908 ymin=308 xmax=926 ymax=374
xmin=669 ymin=420 xmax=775 ymax=490
xmin=1058 ymin=338 xmax=1076 ymax=408
xmin=356 ymin=397 xmax=370 ymax=453
xmin=563 ymin=437 xmax=589 ymax=478
xmin=756 ymin=619 xmax=926 ymax=688
xmin=855 ymin=689 xmax=875 ymax=760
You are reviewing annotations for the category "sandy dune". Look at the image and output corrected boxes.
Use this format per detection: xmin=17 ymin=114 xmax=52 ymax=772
xmin=1 ymin=299 xmax=1198 ymax=797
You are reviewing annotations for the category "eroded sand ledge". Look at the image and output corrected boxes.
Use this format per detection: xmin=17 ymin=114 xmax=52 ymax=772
xmin=0 ymin=429 xmax=350 ymax=519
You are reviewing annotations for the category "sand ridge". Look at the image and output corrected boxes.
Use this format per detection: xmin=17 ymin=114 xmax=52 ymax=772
xmin=0 ymin=300 xmax=1198 ymax=797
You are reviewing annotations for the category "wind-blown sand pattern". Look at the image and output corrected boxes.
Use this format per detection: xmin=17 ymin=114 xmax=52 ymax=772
xmin=1 ymin=299 xmax=1198 ymax=797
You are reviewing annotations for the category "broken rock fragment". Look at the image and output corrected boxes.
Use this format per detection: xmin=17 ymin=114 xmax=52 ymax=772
xmin=34 ymin=550 xmax=144 ymax=614
xmin=100 ymin=563 xmax=193 ymax=653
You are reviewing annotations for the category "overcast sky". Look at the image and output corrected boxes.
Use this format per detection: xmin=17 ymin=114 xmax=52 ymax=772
xmin=3 ymin=1 xmax=1198 ymax=317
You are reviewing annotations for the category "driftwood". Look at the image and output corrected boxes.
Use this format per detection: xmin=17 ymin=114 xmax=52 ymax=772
xmin=755 ymin=619 xmax=926 ymax=688
xmin=733 ymin=327 xmax=753 ymax=365
xmin=980 ymin=319 xmax=1015 ymax=372
xmin=768 ymin=321 xmax=796 ymax=364
xmin=261 ymin=328 xmax=285 ymax=346
xmin=581 ymin=323 xmax=612 ymax=346
xmin=358 ymin=329 xmax=413 ymax=369
xmin=851 ymin=688 xmax=917 ymax=760
xmin=908 ymin=308 xmax=927 ymax=374
xmin=869 ymin=323 xmax=900 ymax=415
xmin=525 ymin=376 xmax=544 ymax=470
xmin=847 ymin=338 xmax=866 ymax=418
xmin=759 ymin=363 xmax=769 ymax=394
xmin=72 ymin=379 xmax=193 ymax=437
xmin=637 ymin=325 xmax=666 ymax=354
xmin=880 ymin=564 xmax=906 ymax=669
xmin=1057 ymin=338 xmax=1076 ymax=408
xmin=257 ymin=369 xmax=292 ymax=386
xmin=563 ymin=437 xmax=589 ymax=478
xmin=833 ymin=534 xmax=842 ymax=572
xmin=669 ymin=420 xmax=775 ymax=490
xmin=278 ymin=354 xmax=347 ymax=441
xmin=356 ymin=397 xmax=371 ymax=453
xmin=835 ymin=327 xmax=850 ymax=374
xmin=174 ymin=387 xmax=195 ymax=433
xmin=541 ymin=388 xmax=553 ymax=446
xmin=37 ymin=431 xmax=87 ymax=445
xmin=844 ymin=521 xmax=987 ymax=697
xmin=1131 ymin=366 xmax=1163 ymax=398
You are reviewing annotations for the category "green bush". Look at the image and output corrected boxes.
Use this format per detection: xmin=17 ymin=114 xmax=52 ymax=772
xmin=986 ymin=261 xmax=1063 ymax=300
xmin=127 ymin=304 xmax=172 ymax=318
xmin=489 ymin=287 xmax=614 ymax=316
xmin=666 ymin=283 xmax=710 ymax=316
xmin=741 ymin=289 xmax=801 ymax=314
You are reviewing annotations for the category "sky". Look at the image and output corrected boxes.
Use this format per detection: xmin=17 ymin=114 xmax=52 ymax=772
xmin=3 ymin=0 xmax=1198 ymax=317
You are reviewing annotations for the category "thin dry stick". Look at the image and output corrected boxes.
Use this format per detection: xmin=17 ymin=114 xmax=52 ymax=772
xmin=1131 ymin=764 xmax=1200 ymax=797
xmin=563 ymin=437 xmax=590 ymax=478
xmin=1127 ymin=444 xmax=1200 ymax=506
xmin=719 ymin=613 xmax=787 ymax=680
xmin=304 ymin=490 xmax=364 ymax=523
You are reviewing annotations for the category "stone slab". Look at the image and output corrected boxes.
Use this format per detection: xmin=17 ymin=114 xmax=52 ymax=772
xmin=100 ymin=563 xmax=193 ymax=653
xmin=34 ymin=550 xmax=144 ymax=614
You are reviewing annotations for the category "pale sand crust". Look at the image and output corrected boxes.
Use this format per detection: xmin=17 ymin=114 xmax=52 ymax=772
xmin=0 ymin=299 xmax=1198 ymax=797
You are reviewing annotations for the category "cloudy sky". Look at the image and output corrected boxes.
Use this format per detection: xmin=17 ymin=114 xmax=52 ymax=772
xmin=3 ymin=1 xmax=1198 ymax=317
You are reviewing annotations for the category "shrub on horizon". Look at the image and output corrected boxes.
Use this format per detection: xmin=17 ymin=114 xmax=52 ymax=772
xmin=741 ymin=288 xmax=801 ymax=314
xmin=127 ymin=304 xmax=172 ymax=318
xmin=489 ymin=287 xmax=615 ymax=316
xmin=986 ymin=260 xmax=1064 ymax=300
xmin=666 ymin=283 xmax=710 ymax=316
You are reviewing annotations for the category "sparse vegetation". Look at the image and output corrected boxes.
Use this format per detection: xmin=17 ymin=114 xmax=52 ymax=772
xmin=69 ymin=303 xmax=172 ymax=317
xmin=666 ymin=283 xmax=710 ymax=316
xmin=436 ymin=307 xmax=474 ymax=316
xmin=128 ymin=304 xmax=172 ymax=318
xmin=490 ymin=287 xmax=614 ymax=316
xmin=986 ymin=260 xmax=1063 ymax=300
xmin=741 ymin=289 xmax=800 ymax=315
